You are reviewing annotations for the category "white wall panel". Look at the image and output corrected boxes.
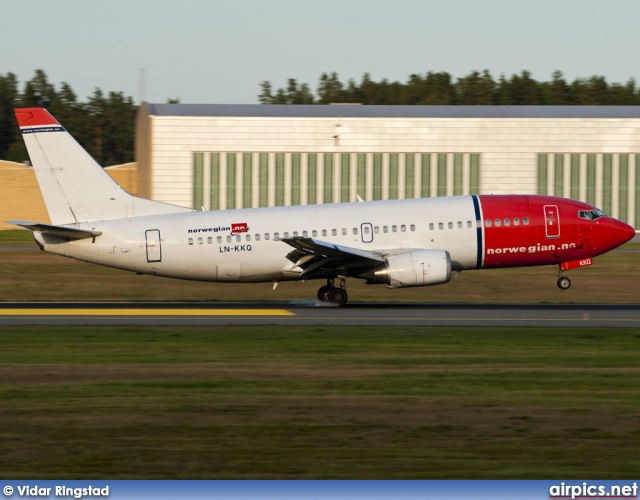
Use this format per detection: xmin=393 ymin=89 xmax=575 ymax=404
xmin=143 ymin=113 xmax=640 ymax=209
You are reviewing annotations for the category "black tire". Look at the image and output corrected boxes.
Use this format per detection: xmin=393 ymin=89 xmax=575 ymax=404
xmin=329 ymin=288 xmax=348 ymax=306
xmin=317 ymin=285 xmax=332 ymax=301
xmin=557 ymin=277 xmax=571 ymax=290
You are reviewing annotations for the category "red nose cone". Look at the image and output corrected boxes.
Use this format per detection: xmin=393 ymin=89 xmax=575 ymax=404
xmin=614 ymin=219 xmax=636 ymax=246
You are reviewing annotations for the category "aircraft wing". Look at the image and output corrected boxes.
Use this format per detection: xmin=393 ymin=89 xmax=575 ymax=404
xmin=280 ymin=237 xmax=385 ymax=278
xmin=8 ymin=221 xmax=102 ymax=240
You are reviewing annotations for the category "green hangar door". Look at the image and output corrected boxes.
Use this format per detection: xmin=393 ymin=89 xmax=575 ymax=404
xmin=145 ymin=229 xmax=162 ymax=263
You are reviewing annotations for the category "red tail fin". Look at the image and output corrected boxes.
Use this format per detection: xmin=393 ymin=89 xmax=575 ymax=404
xmin=15 ymin=108 xmax=60 ymax=128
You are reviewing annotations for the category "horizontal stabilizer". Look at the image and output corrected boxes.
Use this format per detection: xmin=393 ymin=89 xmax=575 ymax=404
xmin=8 ymin=221 xmax=102 ymax=240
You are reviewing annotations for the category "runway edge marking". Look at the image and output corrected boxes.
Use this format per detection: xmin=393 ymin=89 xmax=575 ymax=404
xmin=0 ymin=308 xmax=295 ymax=317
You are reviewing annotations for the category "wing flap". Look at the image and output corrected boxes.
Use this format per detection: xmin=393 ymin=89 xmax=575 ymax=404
xmin=280 ymin=237 xmax=384 ymax=277
xmin=282 ymin=237 xmax=385 ymax=262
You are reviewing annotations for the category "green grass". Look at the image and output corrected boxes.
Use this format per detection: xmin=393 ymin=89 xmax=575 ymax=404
xmin=0 ymin=230 xmax=33 ymax=246
xmin=0 ymin=235 xmax=638 ymax=303
xmin=1 ymin=326 xmax=639 ymax=479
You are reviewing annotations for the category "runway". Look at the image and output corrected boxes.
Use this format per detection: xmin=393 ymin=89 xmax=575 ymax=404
xmin=0 ymin=302 xmax=638 ymax=327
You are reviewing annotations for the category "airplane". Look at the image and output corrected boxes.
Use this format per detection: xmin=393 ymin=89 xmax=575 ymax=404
xmin=9 ymin=107 xmax=636 ymax=306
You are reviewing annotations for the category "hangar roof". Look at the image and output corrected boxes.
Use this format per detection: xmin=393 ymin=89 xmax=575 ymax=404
xmin=146 ymin=103 xmax=640 ymax=119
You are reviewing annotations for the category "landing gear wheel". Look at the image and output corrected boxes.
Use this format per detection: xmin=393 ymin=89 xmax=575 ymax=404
xmin=328 ymin=288 xmax=348 ymax=307
xmin=317 ymin=285 xmax=332 ymax=302
xmin=557 ymin=277 xmax=571 ymax=290
xmin=317 ymin=278 xmax=349 ymax=305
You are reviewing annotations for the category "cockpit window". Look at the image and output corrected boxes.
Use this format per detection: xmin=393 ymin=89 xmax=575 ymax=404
xmin=578 ymin=209 xmax=606 ymax=220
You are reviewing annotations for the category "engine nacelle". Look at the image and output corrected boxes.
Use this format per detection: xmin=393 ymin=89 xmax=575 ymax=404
xmin=363 ymin=249 xmax=452 ymax=288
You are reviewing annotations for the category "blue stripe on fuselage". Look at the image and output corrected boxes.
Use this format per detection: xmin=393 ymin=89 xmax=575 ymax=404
xmin=472 ymin=195 xmax=483 ymax=269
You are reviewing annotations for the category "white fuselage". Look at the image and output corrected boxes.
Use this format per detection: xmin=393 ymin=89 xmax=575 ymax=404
xmin=40 ymin=197 xmax=480 ymax=282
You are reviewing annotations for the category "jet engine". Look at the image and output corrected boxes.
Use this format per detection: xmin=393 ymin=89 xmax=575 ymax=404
xmin=362 ymin=249 xmax=451 ymax=288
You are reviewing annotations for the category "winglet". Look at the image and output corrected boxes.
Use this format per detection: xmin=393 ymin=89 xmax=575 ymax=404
xmin=15 ymin=108 xmax=61 ymax=128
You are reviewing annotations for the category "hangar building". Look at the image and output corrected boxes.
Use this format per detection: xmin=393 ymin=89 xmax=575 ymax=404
xmin=135 ymin=104 xmax=640 ymax=229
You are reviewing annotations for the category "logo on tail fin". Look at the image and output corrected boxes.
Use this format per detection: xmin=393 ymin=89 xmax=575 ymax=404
xmin=16 ymin=108 xmax=65 ymax=134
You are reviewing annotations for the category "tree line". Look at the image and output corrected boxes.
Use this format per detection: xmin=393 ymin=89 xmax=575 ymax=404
xmin=3 ymin=69 xmax=639 ymax=163
xmin=259 ymin=70 xmax=640 ymax=105
xmin=0 ymin=70 xmax=137 ymax=165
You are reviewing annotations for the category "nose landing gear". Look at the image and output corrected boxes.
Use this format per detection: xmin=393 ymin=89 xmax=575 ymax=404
xmin=557 ymin=266 xmax=571 ymax=290
xmin=317 ymin=277 xmax=349 ymax=306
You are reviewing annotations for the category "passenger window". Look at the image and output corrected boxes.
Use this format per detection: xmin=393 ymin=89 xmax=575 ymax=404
xmin=188 ymin=238 xmax=194 ymax=245
xmin=332 ymin=229 xmax=337 ymax=236
xmin=494 ymin=219 xmax=501 ymax=227
xmin=457 ymin=221 xmax=462 ymax=229
xmin=265 ymin=233 xmax=270 ymax=240
xmin=429 ymin=223 xmax=434 ymax=230
xmin=448 ymin=222 xmax=453 ymax=229
xmin=293 ymin=231 xmax=298 ymax=237
xmin=283 ymin=232 xmax=289 ymax=238
xmin=207 ymin=236 xmax=213 ymax=244
xmin=255 ymin=234 xmax=261 ymax=241
xmin=476 ymin=220 xmax=482 ymax=228
xmin=392 ymin=225 xmax=397 ymax=232
xmin=504 ymin=219 xmax=510 ymax=227
xmin=514 ymin=218 xmax=520 ymax=226
xmin=312 ymin=230 xmax=318 ymax=237
xmin=374 ymin=226 xmax=380 ymax=233
xmin=227 ymin=235 xmax=232 ymax=243
xmin=246 ymin=234 xmax=251 ymax=241
xmin=198 ymin=237 xmax=203 ymax=245
xmin=341 ymin=228 xmax=347 ymax=235
xmin=322 ymin=229 xmax=327 ymax=237
xmin=383 ymin=226 xmax=388 ymax=233
xmin=364 ymin=226 xmax=370 ymax=234
xmin=236 ymin=235 xmax=241 ymax=242
xmin=467 ymin=221 xmax=472 ymax=228
xmin=410 ymin=224 xmax=415 ymax=231
xmin=523 ymin=217 xmax=529 ymax=225
xmin=303 ymin=231 xmax=308 ymax=237
xmin=274 ymin=232 xmax=280 ymax=240
xmin=401 ymin=225 xmax=406 ymax=232
xmin=352 ymin=228 xmax=358 ymax=235
xmin=438 ymin=222 xmax=444 ymax=230
xmin=485 ymin=220 xmax=491 ymax=227
xmin=217 ymin=236 xmax=222 ymax=243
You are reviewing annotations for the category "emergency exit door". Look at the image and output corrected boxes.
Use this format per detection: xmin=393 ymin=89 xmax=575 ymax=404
xmin=145 ymin=229 xmax=162 ymax=262
xmin=543 ymin=205 xmax=560 ymax=238
xmin=360 ymin=222 xmax=374 ymax=243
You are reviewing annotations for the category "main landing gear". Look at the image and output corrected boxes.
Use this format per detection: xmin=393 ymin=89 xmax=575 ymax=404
xmin=317 ymin=277 xmax=348 ymax=306
xmin=557 ymin=266 xmax=571 ymax=290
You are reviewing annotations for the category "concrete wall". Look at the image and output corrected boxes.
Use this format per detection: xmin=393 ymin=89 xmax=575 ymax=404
xmin=0 ymin=162 xmax=138 ymax=230
xmin=0 ymin=161 xmax=49 ymax=229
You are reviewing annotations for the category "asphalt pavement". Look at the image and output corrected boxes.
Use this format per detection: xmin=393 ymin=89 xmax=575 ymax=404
xmin=0 ymin=302 xmax=638 ymax=327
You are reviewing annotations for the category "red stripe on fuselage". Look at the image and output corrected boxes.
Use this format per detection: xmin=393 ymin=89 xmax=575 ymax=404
xmin=15 ymin=108 xmax=60 ymax=128
xmin=478 ymin=195 xmax=598 ymax=268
